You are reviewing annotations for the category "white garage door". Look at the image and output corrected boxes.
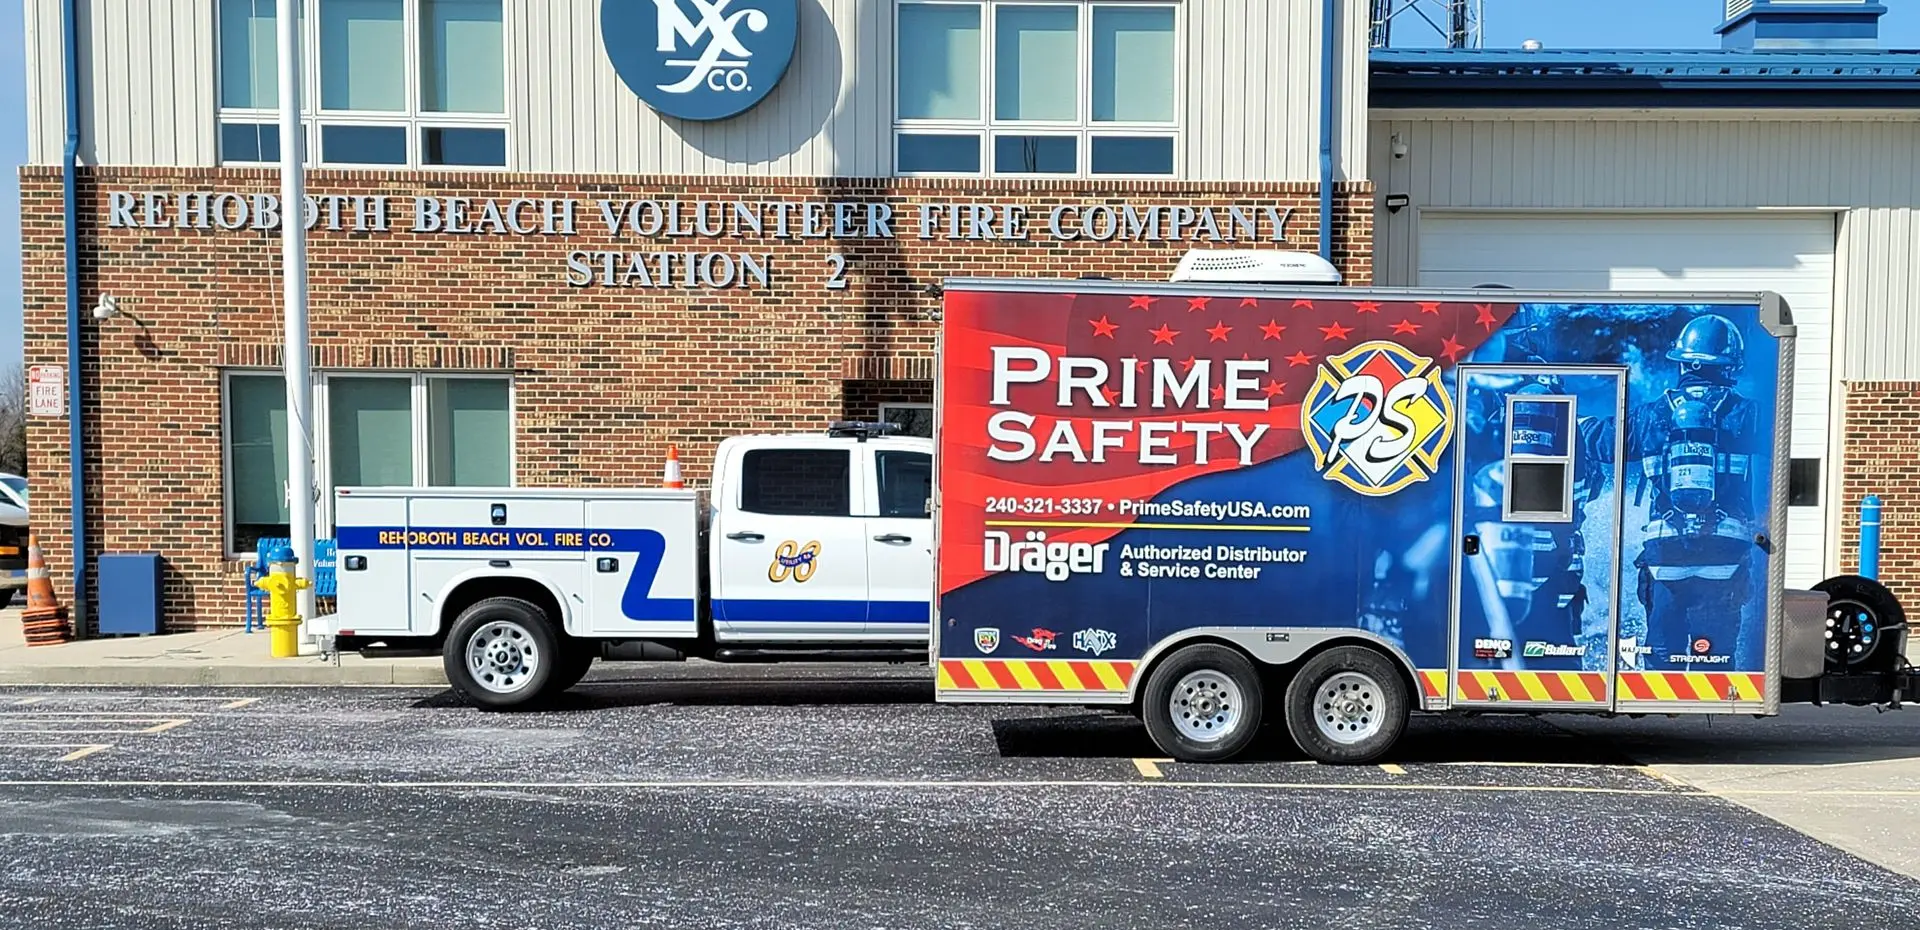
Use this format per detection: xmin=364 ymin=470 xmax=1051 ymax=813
xmin=1418 ymin=212 xmax=1836 ymax=588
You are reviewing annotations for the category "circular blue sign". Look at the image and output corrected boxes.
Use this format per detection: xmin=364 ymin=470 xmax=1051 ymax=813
xmin=601 ymin=0 xmax=799 ymax=122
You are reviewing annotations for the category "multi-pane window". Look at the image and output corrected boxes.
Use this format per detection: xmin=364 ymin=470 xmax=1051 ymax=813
xmin=879 ymin=402 xmax=934 ymax=439
xmin=217 ymin=0 xmax=507 ymax=168
xmin=223 ymin=371 xmax=514 ymax=555
xmin=895 ymin=1 xmax=1180 ymax=177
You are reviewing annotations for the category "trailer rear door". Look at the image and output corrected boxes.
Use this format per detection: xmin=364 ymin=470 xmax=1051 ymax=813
xmin=1451 ymin=366 xmax=1627 ymax=709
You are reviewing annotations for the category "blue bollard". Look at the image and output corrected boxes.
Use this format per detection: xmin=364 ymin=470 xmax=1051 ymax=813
xmin=1861 ymin=495 xmax=1883 ymax=581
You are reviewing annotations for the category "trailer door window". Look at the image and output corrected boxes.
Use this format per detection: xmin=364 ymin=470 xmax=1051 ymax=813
xmin=740 ymin=450 xmax=852 ymax=518
xmin=1503 ymin=395 xmax=1576 ymax=523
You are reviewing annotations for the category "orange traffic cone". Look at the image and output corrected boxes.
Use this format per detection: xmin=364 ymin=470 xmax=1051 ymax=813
xmin=20 ymin=535 xmax=72 ymax=647
xmin=662 ymin=445 xmax=685 ymax=489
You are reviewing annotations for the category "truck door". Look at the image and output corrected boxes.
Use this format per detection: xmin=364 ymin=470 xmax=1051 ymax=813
xmin=1452 ymin=367 xmax=1626 ymax=709
xmin=863 ymin=445 xmax=933 ymax=640
xmin=711 ymin=445 xmax=870 ymax=640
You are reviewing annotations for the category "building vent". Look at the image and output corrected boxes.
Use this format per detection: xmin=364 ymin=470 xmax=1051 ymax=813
xmin=1170 ymin=249 xmax=1344 ymax=285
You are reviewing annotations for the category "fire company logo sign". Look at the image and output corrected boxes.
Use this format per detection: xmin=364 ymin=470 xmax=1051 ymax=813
xmin=601 ymin=0 xmax=799 ymax=121
xmin=1301 ymin=341 xmax=1455 ymax=497
xmin=974 ymin=628 xmax=1001 ymax=654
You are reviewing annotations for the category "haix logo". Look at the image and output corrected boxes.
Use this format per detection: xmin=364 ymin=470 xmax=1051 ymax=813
xmin=601 ymin=0 xmax=798 ymax=121
xmin=1072 ymin=629 xmax=1118 ymax=657
xmin=984 ymin=531 xmax=1109 ymax=582
xmin=1301 ymin=341 xmax=1455 ymax=497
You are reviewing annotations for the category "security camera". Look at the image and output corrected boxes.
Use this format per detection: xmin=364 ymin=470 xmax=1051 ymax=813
xmin=92 ymin=294 xmax=120 ymax=320
xmin=1391 ymin=135 xmax=1409 ymax=159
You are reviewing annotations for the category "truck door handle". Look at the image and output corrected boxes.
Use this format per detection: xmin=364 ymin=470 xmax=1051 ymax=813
xmin=726 ymin=531 xmax=765 ymax=542
xmin=1462 ymin=535 xmax=1481 ymax=556
xmin=873 ymin=533 xmax=912 ymax=544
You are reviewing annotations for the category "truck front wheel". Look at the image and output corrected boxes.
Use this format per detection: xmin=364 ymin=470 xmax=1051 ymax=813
xmin=1141 ymin=644 xmax=1265 ymax=763
xmin=444 ymin=597 xmax=560 ymax=710
xmin=1283 ymin=646 xmax=1409 ymax=764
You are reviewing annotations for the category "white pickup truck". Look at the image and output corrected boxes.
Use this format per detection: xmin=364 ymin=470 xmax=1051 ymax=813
xmin=318 ymin=423 xmax=933 ymax=707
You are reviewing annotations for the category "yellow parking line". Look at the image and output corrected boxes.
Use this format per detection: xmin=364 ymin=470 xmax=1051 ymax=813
xmin=1638 ymin=765 xmax=1689 ymax=788
xmin=58 ymin=745 xmax=112 ymax=762
xmin=1379 ymin=763 xmax=1407 ymax=776
xmin=141 ymin=719 xmax=191 ymax=734
xmin=1133 ymin=758 xmax=1171 ymax=779
xmin=219 ymin=698 xmax=261 ymax=710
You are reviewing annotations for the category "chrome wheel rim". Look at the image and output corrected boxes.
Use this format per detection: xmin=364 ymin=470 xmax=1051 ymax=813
xmin=1170 ymin=670 xmax=1244 ymax=743
xmin=1315 ymin=671 xmax=1384 ymax=745
xmin=466 ymin=620 xmax=541 ymax=694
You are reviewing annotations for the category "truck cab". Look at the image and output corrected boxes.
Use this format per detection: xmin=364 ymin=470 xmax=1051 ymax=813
xmin=320 ymin=424 xmax=933 ymax=707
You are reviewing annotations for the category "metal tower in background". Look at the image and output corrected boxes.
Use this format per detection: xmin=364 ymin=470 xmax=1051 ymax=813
xmin=1370 ymin=0 xmax=1483 ymax=49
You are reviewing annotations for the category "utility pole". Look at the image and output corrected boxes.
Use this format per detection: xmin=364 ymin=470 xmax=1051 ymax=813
xmin=276 ymin=0 xmax=318 ymax=636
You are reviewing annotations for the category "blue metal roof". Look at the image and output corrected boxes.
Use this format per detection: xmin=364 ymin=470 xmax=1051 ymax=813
xmin=1371 ymin=49 xmax=1920 ymax=107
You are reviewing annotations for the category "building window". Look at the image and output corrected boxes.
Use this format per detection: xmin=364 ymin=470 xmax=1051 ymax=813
xmin=880 ymin=403 xmax=934 ymax=439
xmin=216 ymin=0 xmax=508 ymax=169
xmin=222 ymin=370 xmax=514 ymax=556
xmin=894 ymin=1 xmax=1180 ymax=178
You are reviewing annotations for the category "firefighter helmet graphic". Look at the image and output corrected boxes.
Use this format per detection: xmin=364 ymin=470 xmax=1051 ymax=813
xmin=1301 ymin=341 xmax=1457 ymax=497
xmin=1666 ymin=314 xmax=1745 ymax=374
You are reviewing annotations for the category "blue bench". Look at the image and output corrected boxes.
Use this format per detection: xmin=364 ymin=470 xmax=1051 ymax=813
xmin=243 ymin=537 xmax=336 ymax=632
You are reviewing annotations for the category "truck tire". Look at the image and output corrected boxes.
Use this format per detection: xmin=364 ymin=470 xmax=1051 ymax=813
xmin=444 ymin=597 xmax=560 ymax=710
xmin=551 ymin=641 xmax=596 ymax=693
xmin=1283 ymin=646 xmax=1409 ymax=765
xmin=1141 ymin=644 xmax=1265 ymax=763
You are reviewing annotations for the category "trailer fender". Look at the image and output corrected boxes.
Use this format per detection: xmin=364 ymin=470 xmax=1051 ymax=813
xmin=1125 ymin=627 xmax=1422 ymax=706
xmin=429 ymin=568 xmax=576 ymax=638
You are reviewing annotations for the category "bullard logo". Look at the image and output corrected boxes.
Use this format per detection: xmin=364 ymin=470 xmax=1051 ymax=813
xmin=1301 ymin=341 xmax=1455 ymax=497
xmin=601 ymin=0 xmax=799 ymax=121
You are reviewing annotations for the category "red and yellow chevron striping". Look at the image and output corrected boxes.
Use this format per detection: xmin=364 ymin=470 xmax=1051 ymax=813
xmin=1618 ymin=671 xmax=1765 ymax=702
xmin=1418 ymin=670 xmax=1447 ymax=699
xmin=1456 ymin=670 xmax=1611 ymax=703
xmin=938 ymin=659 xmax=1136 ymax=693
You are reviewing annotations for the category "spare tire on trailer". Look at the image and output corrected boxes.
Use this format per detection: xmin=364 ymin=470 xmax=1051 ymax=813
xmin=1814 ymin=575 xmax=1907 ymax=675
xmin=444 ymin=597 xmax=561 ymax=710
xmin=1282 ymin=645 xmax=1411 ymax=765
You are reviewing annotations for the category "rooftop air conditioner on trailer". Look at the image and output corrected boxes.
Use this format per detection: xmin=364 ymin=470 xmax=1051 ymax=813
xmin=1170 ymin=249 xmax=1343 ymax=285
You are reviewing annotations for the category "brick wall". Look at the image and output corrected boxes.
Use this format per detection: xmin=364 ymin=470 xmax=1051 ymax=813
xmin=20 ymin=167 xmax=1374 ymax=631
xmin=1838 ymin=381 xmax=1920 ymax=605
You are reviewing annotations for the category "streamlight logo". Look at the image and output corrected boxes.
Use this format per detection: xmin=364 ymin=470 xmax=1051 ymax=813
xmin=601 ymin=0 xmax=799 ymax=121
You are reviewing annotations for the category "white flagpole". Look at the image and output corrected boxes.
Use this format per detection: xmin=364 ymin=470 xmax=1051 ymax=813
xmin=277 ymin=0 xmax=318 ymax=636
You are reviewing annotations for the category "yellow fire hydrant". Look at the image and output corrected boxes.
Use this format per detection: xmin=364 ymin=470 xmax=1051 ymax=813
xmin=253 ymin=545 xmax=310 ymax=658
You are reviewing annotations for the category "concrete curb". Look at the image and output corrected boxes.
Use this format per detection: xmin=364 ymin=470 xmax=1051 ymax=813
xmin=0 ymin=664 xmax=449 ymax=687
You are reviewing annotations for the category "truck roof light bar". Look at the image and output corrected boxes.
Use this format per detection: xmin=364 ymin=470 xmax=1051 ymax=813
xmin=826 ymin=421 xmax=900 ymax=441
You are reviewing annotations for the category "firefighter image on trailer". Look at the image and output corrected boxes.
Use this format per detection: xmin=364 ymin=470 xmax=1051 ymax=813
xmin=1623 ymin=313 xmax=1765 ymax=672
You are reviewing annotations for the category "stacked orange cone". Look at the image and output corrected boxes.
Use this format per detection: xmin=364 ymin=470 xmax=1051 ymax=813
xmin=663 ymin=445 xmax=685 ymax=489
xmin=20 ymin=535 xmax=72 ymax=647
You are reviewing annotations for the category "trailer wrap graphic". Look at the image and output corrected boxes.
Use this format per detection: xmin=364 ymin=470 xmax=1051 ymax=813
xmin=937 ymin=287 xmax=1781 ymax=696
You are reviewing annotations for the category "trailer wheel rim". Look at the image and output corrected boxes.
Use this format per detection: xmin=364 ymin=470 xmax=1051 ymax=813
xmin=1169 ymin=670 xmax=1243 ymax=744
xmin=1314 ymin=671 xmax=1385 ymax=745
xmin=467 ymin=620 xmax=541 ymax=694
xmin=1825 ymin=598 xmax=1880 ymax=665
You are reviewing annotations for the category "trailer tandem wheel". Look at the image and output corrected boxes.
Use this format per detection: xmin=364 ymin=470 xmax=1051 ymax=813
xmin=1140 ymin=644 xmax=1266 ymax=763
xmin=444 ymin=597 xmax=562 ymax=710
xmin=1282 ymin=646 xmax=1411 ymax=765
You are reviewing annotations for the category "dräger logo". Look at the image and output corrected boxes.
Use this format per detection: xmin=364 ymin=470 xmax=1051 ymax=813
xmin=983 ymin=531 xmax=1109 ymax=582
xmin=601 ymin=0 xmax=799 ymax=121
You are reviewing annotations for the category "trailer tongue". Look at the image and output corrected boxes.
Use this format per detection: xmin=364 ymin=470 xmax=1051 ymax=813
xmin=930 ymin=278 xmax=1917 ymax=763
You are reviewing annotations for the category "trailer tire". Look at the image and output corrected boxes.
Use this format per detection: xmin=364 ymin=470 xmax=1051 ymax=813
xmin=1283 ymin=646 xmax=1409 ymax=765
xmin=444 ymin=597 xmax=560 ymax=710
xmin=1141 ymin=644 xmax=1265 ymax=763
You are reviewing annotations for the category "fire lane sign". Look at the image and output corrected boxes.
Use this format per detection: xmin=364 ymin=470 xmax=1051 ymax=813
xmin=28 ymin=365 xmax=64 ymax=417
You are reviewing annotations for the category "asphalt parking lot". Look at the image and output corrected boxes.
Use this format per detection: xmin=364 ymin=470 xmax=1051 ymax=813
xmin=2 ymin=668 xmax=1918 ymax=930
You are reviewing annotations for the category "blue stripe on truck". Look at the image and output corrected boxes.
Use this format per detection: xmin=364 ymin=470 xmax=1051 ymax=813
xmin=716 ymin=599 xmax=930 ymax=625
xmin=336 ymin=525 xmax=693 ymax=623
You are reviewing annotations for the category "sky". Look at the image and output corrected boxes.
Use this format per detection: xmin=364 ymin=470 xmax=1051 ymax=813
xmin=1 ymin=0 xmax=1918 ymax=369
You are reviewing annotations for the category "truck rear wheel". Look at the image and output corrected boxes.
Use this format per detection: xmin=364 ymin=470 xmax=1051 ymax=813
xmin=444 ymin=597 xmax=560 ymax=710
xmin=1283 ymin=646 xmax=1409 ymax=765
xmin=1141 ymin=644 xmax=1265 ymax=763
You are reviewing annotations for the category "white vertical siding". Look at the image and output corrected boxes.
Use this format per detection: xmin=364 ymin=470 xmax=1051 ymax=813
xmin=512 ymin=0 xmax=895 ymax=177
xmin=515 ymin=0 xmax=1365 ymax=180
xmin=24 ymin=0 xmax=215 ymax=167
xmin=1369 ymin=114 xmax=1920 ymax=380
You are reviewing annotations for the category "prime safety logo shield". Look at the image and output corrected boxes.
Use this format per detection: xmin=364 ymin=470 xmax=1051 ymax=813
xmin=1301 ymin=340 xmax=1455 ymax=497
xmin=601 ymin=0 xmax=799 ymax=121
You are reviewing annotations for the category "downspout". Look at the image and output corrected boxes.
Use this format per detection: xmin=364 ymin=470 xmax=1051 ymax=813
xmin=1318 ymin=0 xmax=1338 ymax=265
xmin=62 ymin=0 xmax=88 ymax=638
